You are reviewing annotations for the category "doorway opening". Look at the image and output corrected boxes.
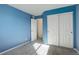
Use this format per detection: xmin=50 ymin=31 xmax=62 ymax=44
xmin=37 ymin=18 xmax=43 ymax=43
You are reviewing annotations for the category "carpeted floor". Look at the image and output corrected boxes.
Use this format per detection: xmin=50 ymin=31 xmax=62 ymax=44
xmin=2 ymin=40 xmax=78 ymax=55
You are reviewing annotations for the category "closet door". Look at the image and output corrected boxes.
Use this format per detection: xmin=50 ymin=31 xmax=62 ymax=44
xmin=59 ymin=12 xmax=73 ymax=48
xmin=47 ymin=14 xmax=58 ymax=45
xmin=31 ymin=19 xmax=37 ymax=41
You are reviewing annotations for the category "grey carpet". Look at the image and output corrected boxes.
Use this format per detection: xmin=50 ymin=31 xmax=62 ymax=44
xmin=2 ymin=40 xmax=78 ymax=55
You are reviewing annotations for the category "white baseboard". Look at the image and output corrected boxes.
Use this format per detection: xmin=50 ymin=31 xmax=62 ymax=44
xmin=0 ymin=41 xmax=30 ymax=55
xmin=73 ymin=48 xmax=79 ymax=54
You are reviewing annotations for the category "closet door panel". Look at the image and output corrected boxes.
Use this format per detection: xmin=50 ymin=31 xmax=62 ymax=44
xmin=59 ymin=15 xmax=65 ymax=47
xmin=59 ymin=12 xmax=73 ymax=48
xmin=47 ymin=14 xmax=58 ymax=46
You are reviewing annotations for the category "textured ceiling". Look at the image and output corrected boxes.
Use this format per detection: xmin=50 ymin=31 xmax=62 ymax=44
xmin=9 ymin=4 xmax=73 ymax=16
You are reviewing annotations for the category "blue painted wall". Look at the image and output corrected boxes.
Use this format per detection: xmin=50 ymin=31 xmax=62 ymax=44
xmin=76 ymin=5 xmax=79 ymax=50
xmin=34 ymin=15 xmax=43 ymax=19
xmin=0 ymin=5 xmax=31 ymax=52
xmin=42 ymin=5 xmax=77 ymax=48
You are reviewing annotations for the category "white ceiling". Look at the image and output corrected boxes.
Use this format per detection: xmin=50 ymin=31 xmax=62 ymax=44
xmin=9 ymin=4 xmax=73 ymax=16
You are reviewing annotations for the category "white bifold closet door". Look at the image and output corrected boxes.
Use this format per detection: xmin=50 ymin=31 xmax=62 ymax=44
xmin=47 ymin=12 xmax=73 ymax=48
xmin=59 ymin=12 xmax=73 ymax=48
xmin=31 ymin=19 xmax=37 ymax=41
xmin=47 ymin=14 xmax=58 ymax=46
